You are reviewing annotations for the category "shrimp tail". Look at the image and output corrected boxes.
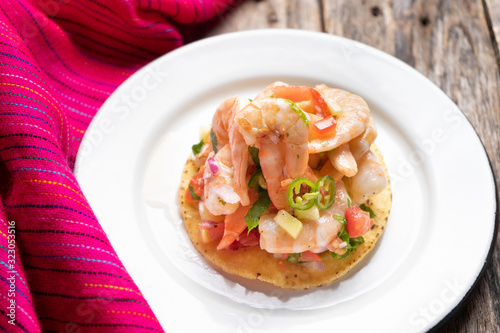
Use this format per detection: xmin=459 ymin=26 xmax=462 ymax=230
xmin=328 ymin=143 xmax=358 ymax=177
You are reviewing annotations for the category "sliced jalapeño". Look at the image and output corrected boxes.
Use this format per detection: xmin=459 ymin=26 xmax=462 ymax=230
xmin=287 ymin=178 xmax=318 ymax=210
xmin=316 ymin=175 xmax=335 ymax=209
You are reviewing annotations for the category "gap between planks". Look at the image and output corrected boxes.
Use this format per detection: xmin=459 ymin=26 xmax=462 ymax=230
xmin=482 ymin=0 xmax=500 ymax=72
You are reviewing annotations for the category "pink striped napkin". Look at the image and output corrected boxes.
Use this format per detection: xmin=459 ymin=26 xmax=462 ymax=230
xmin=0 ymin=0 xmax=235 ymax=331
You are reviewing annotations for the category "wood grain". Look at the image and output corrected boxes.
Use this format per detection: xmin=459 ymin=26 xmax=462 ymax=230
xmin=207 ymin=0 xmax=323 ymax=34
xmin=485 ymin=0 xmax=500 ymax=49
xmin=206 ymin=0 xmax=500 ymax=331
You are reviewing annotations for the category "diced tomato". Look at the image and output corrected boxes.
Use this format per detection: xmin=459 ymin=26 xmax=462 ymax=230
xmin=311 ymin=117 xmax=337 ymax=140
xmin=271 ymin=85 xmax=329 ymax=116
xmin=186 ymin=167 xmax=204 ymax=202
xmin=224 ymin=228 xmax=260 ymax=251
xmin=299 ymin=251 xmax=322 ymax=262
xmin=238 ymin=228 xmax=260 ymax=247
xmin=309 ymin=88 xmax=330 ymax=116
xmin=199 ymin=221 xmax=224 ymax=243
xmin=345 ymin=206 xmax=373 ymax=238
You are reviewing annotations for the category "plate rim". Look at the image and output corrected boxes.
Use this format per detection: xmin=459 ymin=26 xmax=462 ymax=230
xmin=74 ymin=28 xmax=500 ymax=332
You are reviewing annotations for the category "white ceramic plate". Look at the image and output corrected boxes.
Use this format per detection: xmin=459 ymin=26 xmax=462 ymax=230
xmin=74 ymin=30 xmax=497 ymax=333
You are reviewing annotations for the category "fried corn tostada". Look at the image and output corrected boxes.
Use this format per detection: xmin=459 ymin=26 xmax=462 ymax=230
xmin=179 ymin=82 xmax=392 ymax=290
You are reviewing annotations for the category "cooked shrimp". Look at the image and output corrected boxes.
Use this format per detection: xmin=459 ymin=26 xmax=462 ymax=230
xmin=217 ymin=190 xmax=258 ymax=250
xmin=253 ymin=81 xmax=288 ymax=100
xmin=279 ymin=166 xmax=319 ymax=194
xmin=309 ymin=85 xmax=371 ymax=153
xmin=212 ymin=96 xmax=251 ymax=205
xmin=328 ymin=144 xmax=357 ymax=177
xmin=349 ymin=116 xmax=377 ymax=160
xmin=259 ymin=136 xmax=289 ymax=209
xmin=199 ymin=200 xmax=224 ymax=223
xmin=325 ymin=179 xmax=350 ymax=217
xmin=236 ymin=98 xmax=309 ymax=178
xmin=259 ymin=211 xmax=342 ymax=253
xmin=204 ymin=145 xmax=241 ymax=216
xmin=217 ymin=205 xmax=249 ymax=250
xmin=234 ymin=98 xmax=309 ymax=209
xmin=319 ymin=159 xmax=344 ymax=182
xmin=347 ymin=150 xmax=387 ymax=204
xmin=271 ymin=85 xmax=330 ymax=116
xmin=258 ymin=180 xmax=350 ymax=254
xmin=211 ymin=96 xmax=236 ymax=148
xmin=192 ymin=141 xmax=211 ymax=168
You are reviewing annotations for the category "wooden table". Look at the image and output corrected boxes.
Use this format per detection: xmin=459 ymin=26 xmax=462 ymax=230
xmin=206 ymin=0 xmax=500 ymax=331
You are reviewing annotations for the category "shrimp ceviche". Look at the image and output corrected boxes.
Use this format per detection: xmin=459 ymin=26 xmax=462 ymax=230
xmin=180 ymin=82 xmax=392 ymax=289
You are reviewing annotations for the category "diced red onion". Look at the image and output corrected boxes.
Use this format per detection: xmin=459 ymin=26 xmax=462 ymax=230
xmin=338 ymin=241 xmax=348 ymax=249
xmin=207 ymin=157 xmax=219 ymax=174
xmin=302 ymin=261 xmax=326 ymax=271
xmin=213 ymin=185 xmax=240 ymax=204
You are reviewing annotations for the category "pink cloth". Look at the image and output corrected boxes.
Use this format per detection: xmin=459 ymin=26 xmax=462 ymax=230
xmin=0 ymin=0 xmax=235 ymax=331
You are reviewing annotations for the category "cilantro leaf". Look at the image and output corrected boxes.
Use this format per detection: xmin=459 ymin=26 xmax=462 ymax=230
xmin=188 ymin=185 xmax=201 ymax=200
xmin=244 ymin=190 xmax=271 ymax=232
xmin=331 ymin=214 xmax=365 ymax=260
xmin=191 ymin=139 xmax=205 ymax=156
xmin=210 ymin=129 xmax=218 ymax=153
xmin=359 ymin=203 xmax=375 ymax=218
xmin=248 ymin=146 xmax=260 ymax=168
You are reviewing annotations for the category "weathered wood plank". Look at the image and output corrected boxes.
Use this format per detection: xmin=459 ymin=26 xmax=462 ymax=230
xmin=484 ymin=0 xmax=500 ymax=50
xmin=206 ymin=0 xmax=323 ymax=35
xmin=322 ymin=2 xmax=500 ymax=332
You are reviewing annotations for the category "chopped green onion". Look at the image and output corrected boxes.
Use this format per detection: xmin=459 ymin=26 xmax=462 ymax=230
xmin=347 ymin=197 xmax=352 ymax=207
xmin=244 ymin=190 xmax=271 ymax=232
xmin=191 ymin=139 xmax=205 ymax=156
xmin=210 ymin=129 xmax=218 ymax=153
xmin=248 ymin=146 xmax=260 ymax=168
xmin=283 ymin=99 xmax=309 ymax=127
xmin=316 ymin=175 xmax=336 ymax=209
xmin=188 ymin=185 xmax=201 ymax=200
xmin=287 ymin=178 xmax=318 ymax=210
xmin=360 ymin=203 xmax=375 ymax=218
xmin=333 ymin=215 xmax=346 ymax=224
